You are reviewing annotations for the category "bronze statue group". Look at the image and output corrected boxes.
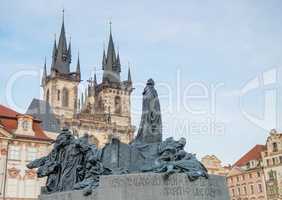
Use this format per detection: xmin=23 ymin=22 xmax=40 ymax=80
xmin=27 ymin=79 xmax=208 ymax=196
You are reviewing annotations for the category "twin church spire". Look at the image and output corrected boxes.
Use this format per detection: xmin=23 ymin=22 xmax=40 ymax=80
xmin=102 ymin=26 xmax=121 ymax=83
xmin=42 ymin=12 xmax=132 ymax=87
xmin=51 ymin=11 xmax=73 ymax=75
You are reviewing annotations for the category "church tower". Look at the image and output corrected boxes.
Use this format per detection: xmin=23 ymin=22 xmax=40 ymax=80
xmin=80 ymin=25 xmax=134 ymax=129
xmin=41 ymin=12 xmax=81 ymax=120
xmin=95 ymin=26 xmax=134 ymax=128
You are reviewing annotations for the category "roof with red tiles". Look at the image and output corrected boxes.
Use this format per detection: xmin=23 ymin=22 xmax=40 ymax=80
xmin=233 ymin=145 xmax=265 ymax=167
xmin=0 ymin=105 xmax=19 ymax=118
xmin=0 ymin=104 xmax=52 ymax=142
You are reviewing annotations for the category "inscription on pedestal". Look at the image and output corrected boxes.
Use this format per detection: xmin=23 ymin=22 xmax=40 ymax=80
xmin=40 ymin=174 xmax=230 ymax=200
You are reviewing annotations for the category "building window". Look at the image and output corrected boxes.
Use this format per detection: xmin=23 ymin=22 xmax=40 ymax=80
xmin=258 ymin=184 xmax=263 ymax=193
xmin=243 ymin=186 xmax=247 ymax=194
xmin=237 ymin=187 xmax=241 ymax=195
xmin=232 ymin=189 xmax=235 ymax=197
xmin=114 ymin=96 xmax=122 ymax=114
xmin=22 ymin=120 xmax=29 ymax=130
xmin=46 ymin=89 xmax=50 ymax=103
xmin=267 ymin=159 xmax=270 ymax=166
xmin=272 ymin=158 xmax=276 ymax=165
xmin=249 ymin=173 xmax=252 ymax=179
xmin=27 ymin=147 xmax=37 ymax=161
xmin=268 ymin=170 xmax=276 ymax=180
xmin=62 ymin=88 xmax=69 ymax=107
xmin=250 ymin=185 xmax=254 ymax=194
xmin=9 ymin=146 xmax=20 ymax=160
xmin=257 ymin=172 xmax=261 ymax=177
xmin=279 ymin=156 xmax=282 ymax=163
xmin=57 ymin=90 xmax=60 ymax=101
xmin=273 ymin=142 xmax=278 ymax=152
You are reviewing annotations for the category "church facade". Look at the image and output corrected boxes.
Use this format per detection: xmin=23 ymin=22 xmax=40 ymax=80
xmin=39 ymin=15 xmax=134 ymax=147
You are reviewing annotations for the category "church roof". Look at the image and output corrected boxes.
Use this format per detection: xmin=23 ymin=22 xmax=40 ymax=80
xmin=26 ymin=99 xmax=60 ymax=134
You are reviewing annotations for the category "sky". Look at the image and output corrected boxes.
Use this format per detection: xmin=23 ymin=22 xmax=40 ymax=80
xmin=1 ymin=0 xmax=282 ymax=165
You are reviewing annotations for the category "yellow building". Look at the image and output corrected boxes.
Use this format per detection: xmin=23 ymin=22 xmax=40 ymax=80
xmin=201 ymin=155 xmax=231 ymax=176
xmin=261 ymin=129 xmax=282 ymax=200
xmin=0 ymin=104 xmax=52 ymax=200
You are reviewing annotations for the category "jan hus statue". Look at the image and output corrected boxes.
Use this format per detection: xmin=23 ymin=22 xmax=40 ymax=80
xmin=135 ymin=79 xmax=162 ymax=143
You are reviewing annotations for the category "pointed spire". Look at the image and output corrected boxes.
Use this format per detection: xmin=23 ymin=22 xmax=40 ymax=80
xmin=94 ymin=72 xmax=97 ymax=85
xmin=52 ymin=35 xmax=57 ymax=58
xmin=42 ymin=57 xmax=47 ymax=86
xmin=102 ymin=21 xmax=121 ymax=83
xmin=76 ymin=52 xmax=81 ymax=80
xmin=54 ymin=9 xmax=70 ymax=74
xmin=58 ymin=10 xmax=67 ymax=53
xmin=102 ymin=48 xmax=106 ymax=70
xmin=67 ymin=37 xmax=72 ymax=63
xmin=51 ymin=35 xmax=57 ymax=70
xmin=116 ymin=51 xmax=121 ymax=72
xmin=127 ymin=66 xmax=132 ymax=83
xmin=107 ymin=21 xmax=116 ymax=66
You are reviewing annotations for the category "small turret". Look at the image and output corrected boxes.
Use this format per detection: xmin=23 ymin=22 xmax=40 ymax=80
xmin=42 ymin=57 xmax=47 ymax=86
xmin=102 ymin=49 xmax=106 ymax=70
xmin=76 ymin=53 xmax=81 ymax=81
xmin=127 ymin=67 xmax=132 ymax=84
xmin=67 ymin=39 xmax=72 ymax=63
xmin=51 ymin=36 xmax=57 ymax=70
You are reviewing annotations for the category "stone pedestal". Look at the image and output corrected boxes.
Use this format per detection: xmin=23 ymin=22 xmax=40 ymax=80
xmin=39 ymin=173 xmax=230 ymax=200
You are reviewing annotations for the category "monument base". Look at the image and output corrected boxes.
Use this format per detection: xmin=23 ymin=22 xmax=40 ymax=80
xmin=39 ymin=173 xmax=230 ymax=200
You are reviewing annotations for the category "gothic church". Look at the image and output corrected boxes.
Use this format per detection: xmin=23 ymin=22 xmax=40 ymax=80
xmin=28 ymin=14 xmax=134 ymax=146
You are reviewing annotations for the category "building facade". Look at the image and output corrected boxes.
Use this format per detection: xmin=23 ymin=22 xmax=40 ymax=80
xmin=201 ymin=155 xmax=231 ymax=176
xmin=0 ymin=105 xmax=52 ymax=200
xmin=31 ymin=14 xmax=135 ymax=147
xmin=227 ymin=145 xmax=267 ymax=200
xmin=261 ymin=129 xmax=282 ymax=200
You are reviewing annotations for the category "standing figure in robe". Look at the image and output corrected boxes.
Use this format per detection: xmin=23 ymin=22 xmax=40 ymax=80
xmin=135 ymin=79 xmax=162 ymax=144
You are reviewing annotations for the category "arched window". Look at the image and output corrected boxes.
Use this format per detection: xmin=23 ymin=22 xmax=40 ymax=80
xmin=46 ymin=89 xmax=50 ymax=103
xmin=114 ymin=96 xmax=121 ymax=114
xmin=62 ymin=88 xmax=69 ymax=107
xmin=57 ymin=90 xmax=60 ymax=101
